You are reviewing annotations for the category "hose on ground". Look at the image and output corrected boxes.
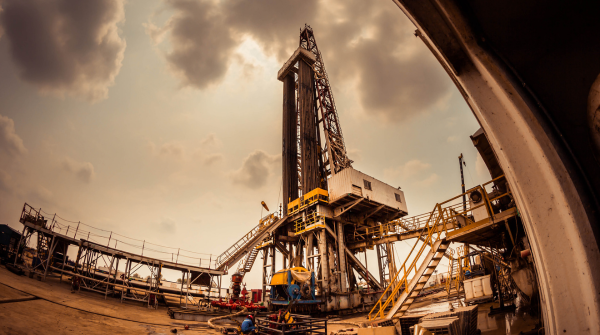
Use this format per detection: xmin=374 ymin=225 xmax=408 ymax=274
xmin=207 ymin=307 xmax=248 ymax=333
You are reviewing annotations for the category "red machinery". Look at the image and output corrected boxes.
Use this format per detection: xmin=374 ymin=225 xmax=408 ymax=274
xmin=211 ymin=280 xmax=267 ymax=312
xmin=231 ymin=272 xmax=243 ymax=300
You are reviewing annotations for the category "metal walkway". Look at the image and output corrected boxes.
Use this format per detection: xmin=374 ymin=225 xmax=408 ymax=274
xmin=215 ymin=213 xmax=287 ymax=273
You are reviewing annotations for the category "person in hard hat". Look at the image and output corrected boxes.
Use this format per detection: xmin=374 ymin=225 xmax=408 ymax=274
xmin=241 ymin=315 xmax=256 ymax=334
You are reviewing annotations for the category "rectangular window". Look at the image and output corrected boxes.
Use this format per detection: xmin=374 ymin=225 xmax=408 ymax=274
xmin=395 ymin=193 xmax=402 ymax=202
xmin=363 ymin=179 xmax=372 ymax=191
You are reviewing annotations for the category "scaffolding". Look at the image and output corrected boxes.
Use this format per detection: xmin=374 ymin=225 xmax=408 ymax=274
xmin=13 ymin=203 xmax=224 ymax=309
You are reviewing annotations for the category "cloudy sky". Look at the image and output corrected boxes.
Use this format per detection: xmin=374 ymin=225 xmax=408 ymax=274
xmin=0 ymin=0 xmax=490 ymax=285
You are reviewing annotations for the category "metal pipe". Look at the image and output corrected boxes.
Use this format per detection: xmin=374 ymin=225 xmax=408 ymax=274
xmin=459 ymin=154 xmax=466 ymax=213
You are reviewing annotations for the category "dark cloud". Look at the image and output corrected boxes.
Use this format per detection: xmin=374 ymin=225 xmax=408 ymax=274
xmin=0 ymin=115 xmax=27 ymax=157
xmin=150 ymin=0 xmax=451 ymax=122
xmin=158 ymin=141 xmax=185 ymax=157
xmin=203 ymin=153 xmax=223 ymax=166
xmin=158 ymin=217 xmax=176 ymax=233
xmin=223 ymin=0 xmax=318 ymax=61
xmin=232 ymin=150 xmax=279 ymax=189
xmin=0 ymin=0 xmax=126 ymax=102
xmin=0 ymin=170 xmax=12 ymax=192
xmin=200 ymin=133 xmax=220 ymax=148
xmin=146 ymin=0 xmax=236 ymax=89
xmin=61 ymin=157 xmax=96 ymax=183
xmin=339 ymin=6 xmax=451 ymax=121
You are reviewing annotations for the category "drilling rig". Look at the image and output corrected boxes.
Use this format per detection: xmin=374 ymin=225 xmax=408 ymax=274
xmin=215 ymin=25 xmax=409 ymax=313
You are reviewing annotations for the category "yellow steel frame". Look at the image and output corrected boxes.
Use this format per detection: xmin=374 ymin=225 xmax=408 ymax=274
xmin=294 ymin=212 xmax=325 ymax=235
xmin=368 ymin=175 xmax=511 ymax=320
xmin=445 ymin=250 xmax=455 ymax=294
xmin=287 ymin=188 xmax=329 ymax=216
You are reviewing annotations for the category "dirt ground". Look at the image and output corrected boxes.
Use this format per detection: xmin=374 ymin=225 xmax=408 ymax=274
xmin=0 ymin=265 xmax=539 ymax=334
xmin=0 ymin=265 xmax=220 ymax=334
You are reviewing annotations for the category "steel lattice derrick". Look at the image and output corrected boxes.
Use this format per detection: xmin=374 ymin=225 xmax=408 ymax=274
xmin=299 ymin=25 xmax=352 ymax=176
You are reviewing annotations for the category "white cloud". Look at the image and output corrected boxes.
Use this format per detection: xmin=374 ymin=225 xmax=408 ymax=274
xmin=61 ymin=157 xmax=96 ymax=183
xmin=416 ymin=173 xmax=440 ymax=187
xmin=0 ymin=115 xmax=27 ymax=157
xmin=403 ymin=160 xmax=431 ymax=178
xmin=384 ymin=159 xmax=440 ymax=187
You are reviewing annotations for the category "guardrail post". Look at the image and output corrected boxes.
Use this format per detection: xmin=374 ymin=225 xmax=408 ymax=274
xmin=142 ymin=240 xmax=145 ymax=256
xmin=74 ymin=221 xmax=80 ymax=238
xmin=107 ymin=232 xmax=112 ymax=247
xmin=176 ymin=248 xmax=179 ymax=264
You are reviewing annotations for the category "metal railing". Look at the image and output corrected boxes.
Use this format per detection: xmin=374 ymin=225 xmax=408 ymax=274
xmin=368 ymin=175 xmax=512 ymax=320
xmin=18 ymin=203 xmax=218 ymax=269
xmin=214 ymin=212 xmax=279 ymax=270
xmin=294 ymin=212 xmax=323 ymax=234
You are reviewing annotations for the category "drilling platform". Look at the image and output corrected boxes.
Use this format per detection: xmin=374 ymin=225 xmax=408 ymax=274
xmin=6 ymin=27 xmax=538 ymax=333
xmin=213 ymin=25 xmax=409 ymax=313
xmin=211 ymin=26 xmax=531 ymax=327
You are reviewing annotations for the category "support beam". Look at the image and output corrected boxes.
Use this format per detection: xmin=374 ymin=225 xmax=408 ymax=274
xmin=323 ymin=225 xmax=382 ymax=290
xmin=298 ymin=59 xmax=320 ymax=193
xmin=337 ymin=222 xmax=348 ymax=292
xmin=317 ymin=229 xmax=329 ymax=294
xmin=261 ymin=248 xmax=270 ymax=303
xmin=282 ymin=72 xmax=298 ymax=210
xmin=362 ymin=204 xmax=385 ymax=220
xmin=334 ymin=198 xmax=364 ymax=218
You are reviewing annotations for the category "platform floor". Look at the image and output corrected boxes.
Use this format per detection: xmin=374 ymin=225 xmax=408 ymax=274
xmin=328 ymin=290 xmax=540 ymax=334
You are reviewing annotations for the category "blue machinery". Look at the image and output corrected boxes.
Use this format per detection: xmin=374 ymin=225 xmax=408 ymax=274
xmin=269 ymin=267 xmax=319 ymax=307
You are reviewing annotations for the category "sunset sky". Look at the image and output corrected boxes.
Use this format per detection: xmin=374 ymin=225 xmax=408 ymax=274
xmin=0 ymin=0 xmax=491 ymax=286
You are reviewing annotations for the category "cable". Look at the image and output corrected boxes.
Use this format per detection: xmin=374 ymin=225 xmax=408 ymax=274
xmin=464 ymin=161 xmax=476 ymax=187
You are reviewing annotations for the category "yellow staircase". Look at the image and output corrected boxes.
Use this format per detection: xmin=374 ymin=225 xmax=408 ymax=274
xmin=368 ymin=203 xmax=455 ymax=321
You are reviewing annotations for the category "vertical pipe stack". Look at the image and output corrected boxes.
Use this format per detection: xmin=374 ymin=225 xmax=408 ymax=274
xmin=298 ymin=59 xmax=320 ymax=193
xmin=282 ymin=72 xmax=298 ymax=211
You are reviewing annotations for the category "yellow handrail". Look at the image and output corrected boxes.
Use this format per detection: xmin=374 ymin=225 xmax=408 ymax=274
xmin=368 ymin=207 xmax=443 ymax=320
xmin=368 ymin=176 xmax=511 ymax=320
